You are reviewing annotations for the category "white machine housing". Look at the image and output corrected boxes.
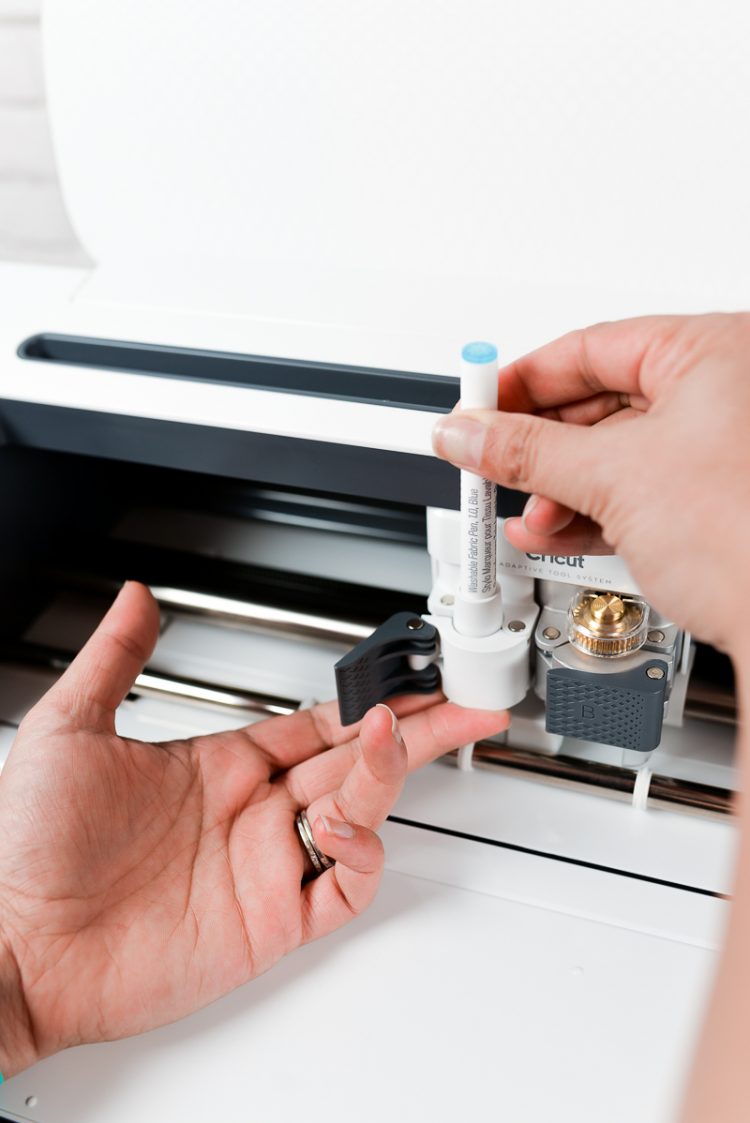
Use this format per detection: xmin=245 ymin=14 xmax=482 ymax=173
xmin=1 ymin=3 xmax=749 ymax=1122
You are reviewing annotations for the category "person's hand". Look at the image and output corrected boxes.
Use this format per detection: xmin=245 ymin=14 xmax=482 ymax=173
xmin=434 ymin=314 xmax=750 ymax=1121
xmin=0 ymin=582 xmax=507 ymax=1076
xmin=433 ymin=313 xmax=750 ymax=654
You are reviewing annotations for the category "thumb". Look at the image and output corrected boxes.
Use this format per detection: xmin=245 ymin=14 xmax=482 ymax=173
xmin=432 ymin=409 xmax=617 ymax=520
xmin=43 ymin=582 xmax=160 ymax=733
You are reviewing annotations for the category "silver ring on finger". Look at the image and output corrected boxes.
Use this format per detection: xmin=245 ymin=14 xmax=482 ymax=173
xmin=295 ymin=809 xmax=334 ymax=879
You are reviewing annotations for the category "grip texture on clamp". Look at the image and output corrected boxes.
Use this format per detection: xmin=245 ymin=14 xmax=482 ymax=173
xmin=335 ymin=612 xmax=440 ymax=726
xmin=545 ymin=660 xmax=668 ymax=753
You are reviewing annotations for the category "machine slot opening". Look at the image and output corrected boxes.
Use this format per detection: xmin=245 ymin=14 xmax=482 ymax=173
xmin=19 ymin=333 xmax=460 ymax=411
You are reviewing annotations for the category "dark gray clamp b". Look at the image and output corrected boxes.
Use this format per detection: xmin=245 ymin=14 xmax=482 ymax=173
xmin=545 ymin=660 xmax=669 ymax=753
xmin=335 ymin=612 xmax=440 ymax=726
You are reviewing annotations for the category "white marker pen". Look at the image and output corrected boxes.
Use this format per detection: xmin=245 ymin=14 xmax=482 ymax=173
xmin=453 ymin=341 xmax=503 ymax=637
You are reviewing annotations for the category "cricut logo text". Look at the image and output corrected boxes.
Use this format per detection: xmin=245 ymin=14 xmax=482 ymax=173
xmin=526 ymin=554 xmax=586 ymax=569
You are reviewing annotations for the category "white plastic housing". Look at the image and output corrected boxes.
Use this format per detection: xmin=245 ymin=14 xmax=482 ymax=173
xmin=426 ymin=506 xmax=539 ymax=709
xmin=43 ymin=2 xmax=750 ymax=350
xmin=426 ymin=608 xmax=538 ymax=710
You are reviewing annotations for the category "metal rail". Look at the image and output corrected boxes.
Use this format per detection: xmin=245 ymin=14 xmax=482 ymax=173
xmin=459 ymin=742 xmax=733 ymax=817
xmin=0 ymin=646 xmax=298 ymax=719
xmin=150 ymin=585 xmax=371 ymax=646
xmin=132 ymin=670 xmax=296 ymax=716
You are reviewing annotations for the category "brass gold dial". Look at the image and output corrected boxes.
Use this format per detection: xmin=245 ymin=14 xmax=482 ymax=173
xmin=568 ymin=590 xmax=649 ymax=658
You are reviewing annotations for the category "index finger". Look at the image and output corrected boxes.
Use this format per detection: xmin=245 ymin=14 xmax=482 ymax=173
xmin=498 ymin=314 xmax=686 ymax=414
xmin=285 ymin=700 xmax=509 ymax=808
xmin=237 ymin=691 xmax=444 ymax=774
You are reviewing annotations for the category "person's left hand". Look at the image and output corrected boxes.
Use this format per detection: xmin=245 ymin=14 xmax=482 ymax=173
xmin=0 ymin=582 xmax=507 ymax=1075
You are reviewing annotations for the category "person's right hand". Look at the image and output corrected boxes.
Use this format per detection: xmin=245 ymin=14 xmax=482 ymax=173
xmin=432 ymin=313 xmax=750 ymax=655
xmin=432 ymin=312 xmax=750 ymax=1123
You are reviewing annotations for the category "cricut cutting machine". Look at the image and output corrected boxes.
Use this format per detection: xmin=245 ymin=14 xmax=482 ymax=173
xmin=1 ymin=3 xmax=748 ymax=1122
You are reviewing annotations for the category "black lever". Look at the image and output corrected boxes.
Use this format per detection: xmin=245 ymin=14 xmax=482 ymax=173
xmin=335 ymin=611 xmax=440 ymax=726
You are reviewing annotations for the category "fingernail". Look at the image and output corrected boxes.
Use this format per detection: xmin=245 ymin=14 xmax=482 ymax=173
xmin=522 ymin=494 xmax=539 ymax=529
xmin=432 ymin=417 xmax=487 ymax=470
xmin=319 ymin=814 xmax=356 ymax=839
xmin=376 ymin=703 xmax=403 ymax=745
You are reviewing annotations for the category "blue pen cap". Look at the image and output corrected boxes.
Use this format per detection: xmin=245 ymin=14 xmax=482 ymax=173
xmin=461 ymin=341 xmax=498 ymax=364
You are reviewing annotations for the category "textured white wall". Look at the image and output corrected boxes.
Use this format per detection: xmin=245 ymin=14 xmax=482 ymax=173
xmin=0 ymin=0 xmax=86 ymax=264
